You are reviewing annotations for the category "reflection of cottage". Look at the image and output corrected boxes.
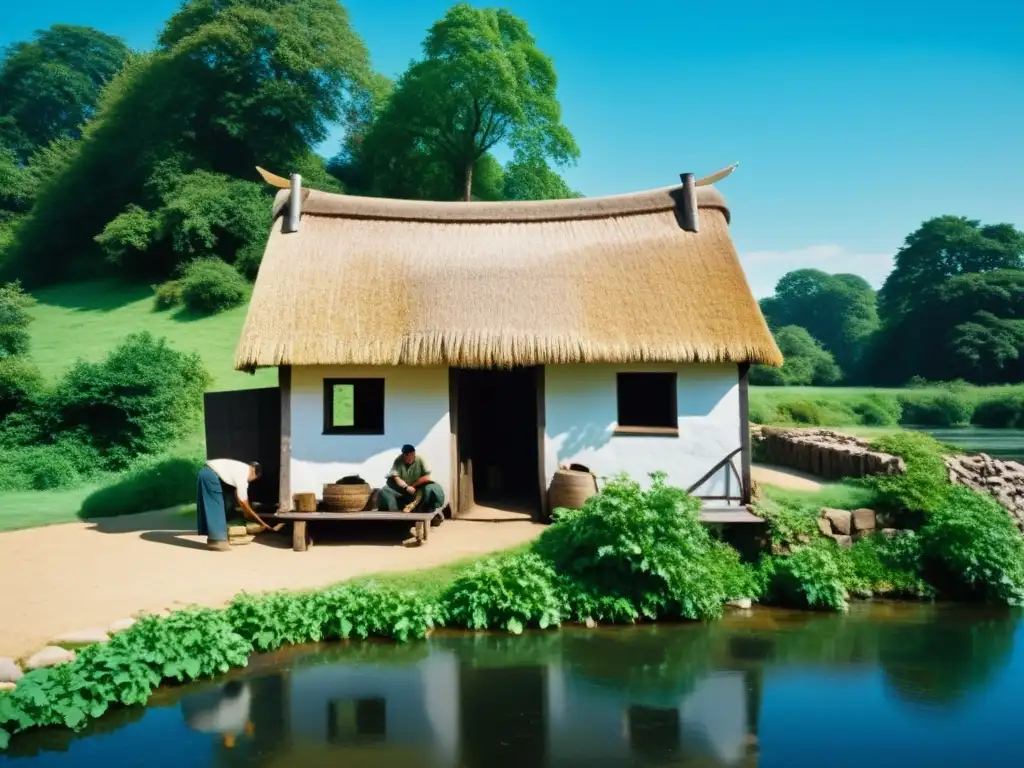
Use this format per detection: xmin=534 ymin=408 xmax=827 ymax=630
xmin=228 ymin=170 xmax=780 ymax=520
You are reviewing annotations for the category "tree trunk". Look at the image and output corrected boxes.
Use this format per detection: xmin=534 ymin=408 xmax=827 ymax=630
xmin=463 ymin=162 xmax=473 ymax=202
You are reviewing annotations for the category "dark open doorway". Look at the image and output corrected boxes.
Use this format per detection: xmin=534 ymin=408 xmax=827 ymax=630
xmin=450 ymin=367 xmax=544 ymax=518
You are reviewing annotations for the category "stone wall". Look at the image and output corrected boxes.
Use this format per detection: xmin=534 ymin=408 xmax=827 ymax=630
xmin=946 ymin=453 xmax=1024 ymax=533
xmin=752 ymin=427 xmax=905 ymax=480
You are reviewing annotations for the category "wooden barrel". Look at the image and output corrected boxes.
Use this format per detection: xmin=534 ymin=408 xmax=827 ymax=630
xmin=322 ymin=482 xmax=371 ymax=512
xmin=548 ymin=467 xmax=598 ymax=512
xmin=293 ymin=492 xmax=317 ymax=513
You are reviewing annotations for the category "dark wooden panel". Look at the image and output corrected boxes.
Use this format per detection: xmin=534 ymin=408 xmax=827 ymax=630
xmin=204 ymin=387 xmax=281 ymax=506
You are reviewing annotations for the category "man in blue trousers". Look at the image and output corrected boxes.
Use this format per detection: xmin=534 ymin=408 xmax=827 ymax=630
xmin=197 ymin=459 xmax=263 ymax=551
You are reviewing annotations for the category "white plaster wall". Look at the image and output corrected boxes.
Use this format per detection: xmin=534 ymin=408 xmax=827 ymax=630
xmin=544 ymin=363 xmax=741 ymax=498
xmin=290 ymin=365 xmax=451 ymax=500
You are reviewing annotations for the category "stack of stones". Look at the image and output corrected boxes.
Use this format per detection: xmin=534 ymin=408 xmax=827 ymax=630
xmin=946 ymin=453 xmax=1024 ymax=533
xmin=816 ymin=507 xmax=901 ymax=547
xmin=752 ymin=427 xmax=905 ymax=481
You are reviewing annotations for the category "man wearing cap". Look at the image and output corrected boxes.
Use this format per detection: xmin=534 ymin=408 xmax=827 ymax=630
xmin=378 ymin=444 xmax=445 ymax=522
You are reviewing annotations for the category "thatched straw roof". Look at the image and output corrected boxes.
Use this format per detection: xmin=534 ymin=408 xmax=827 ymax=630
xmin=235 ymin=182 xmax=782 ymax=371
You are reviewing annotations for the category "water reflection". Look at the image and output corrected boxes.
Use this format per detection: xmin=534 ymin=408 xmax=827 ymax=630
xmin=3 ymin=604 xmax=1022 ymax=767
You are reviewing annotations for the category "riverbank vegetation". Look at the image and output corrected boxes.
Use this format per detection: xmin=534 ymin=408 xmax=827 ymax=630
xmin=5 ymin=448 xmax=1024 ymax=749
xmin=750 ymin=382 xmax=1024 ymax=429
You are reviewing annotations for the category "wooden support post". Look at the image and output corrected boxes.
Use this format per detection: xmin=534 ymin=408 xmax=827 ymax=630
xmin=739 ymin=362 xmax=752 ymax=505
xmin=679 ymin=172 xmax=700 ymax=232
xmin=291 ymin=520 xmax=307 ymax=552
xmin=535 ymin=365 xmax=548 ymax=521
xmin=279 ymin=365 xmax=292 ymax=513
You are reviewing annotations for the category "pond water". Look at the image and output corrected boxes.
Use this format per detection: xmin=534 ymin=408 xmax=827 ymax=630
xmin=3 ymin=603 xmax=1023 ymax=767
xmin=916 ymin=427 xmax=1024 ymax=462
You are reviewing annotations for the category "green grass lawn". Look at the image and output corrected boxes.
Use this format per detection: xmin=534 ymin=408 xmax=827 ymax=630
xmin=28 ymin=279 xmax=275 ymax=391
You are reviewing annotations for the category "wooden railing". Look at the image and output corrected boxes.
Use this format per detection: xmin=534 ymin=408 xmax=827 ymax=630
xmin=686 ymin=447 xmax=746 ymax=503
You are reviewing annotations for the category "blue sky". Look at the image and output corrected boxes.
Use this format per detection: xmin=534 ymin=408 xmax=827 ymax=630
xmin=4 ymin=0 xmax=1022 ymax=297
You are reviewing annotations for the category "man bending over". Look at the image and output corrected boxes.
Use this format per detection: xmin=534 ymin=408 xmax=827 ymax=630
xmin=197 ymin=459 xmax=262 ymax=551
xmin=378 ymin=444 xmax=446 ymax=523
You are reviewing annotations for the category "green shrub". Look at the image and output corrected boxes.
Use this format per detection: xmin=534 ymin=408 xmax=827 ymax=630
xmin=152 ymin=279 xmax=183 ymax=311
xmin=179 ymin=258 xmax=248 ymax=315
xmin=78 ymin=454 xmax=203 ymax=519
xmin=441 ymin=552 xmax=565 ymax=634
xmin=851 ymin=394 xmax=902 ymax=426
xmin=45 ymin=332 xmax=210 ymax=470
xmin=0 ymin=281 xmax=35 ymax=358
xmin=0 ymin=441 xmax=101 ymax=492
xmin=867 ymin=432 xmax=950 ymax=514
xmin=897 ymin=391 xmax=973 ymax=427
xmin=759 ymin=540 xmax=849 ymax=611
xmin=0 ymin=356 xmax=44 ymax=419
xmin=774 ymin=400 xmax=825 ymax=425
xmin=533 ymin=473 xmax=755 ymax=622
xmin=748 ymin=402 xmax=775 ymax=426
xmin=844 ymin=532 xmax=933 ymax=599
xmin=918 ymin=487 xmax=1024 ymax=605
xmin=971 ymin=394 xmax=1024 ymax=429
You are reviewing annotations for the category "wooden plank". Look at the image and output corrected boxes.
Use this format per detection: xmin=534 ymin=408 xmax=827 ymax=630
xmin=535 ymin=365 xmax=548 ymax=521
xmin=738 ymin=362 xmax=752 ymax=505
xmin=271 ymin=511 xmax=437 ymax=522
xmin=699 ymin=509 xmax=764 ymax=524
xmin=292 ymin=520 xmax=307 ymax=552
xmin=279 ymin=366 xmax=292 ymax=512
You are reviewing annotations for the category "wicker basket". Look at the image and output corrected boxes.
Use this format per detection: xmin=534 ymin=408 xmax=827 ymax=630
xmin=548 ymin=466 xmax=598 ymax=513
xmin=293 ymin=492 xmax=317 ymax=513
xmin=322 ymin=482 xmax=371 ymax=512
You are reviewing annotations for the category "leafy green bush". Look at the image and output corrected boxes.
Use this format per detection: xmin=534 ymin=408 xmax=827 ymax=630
xmin=748 ymin=402 xmax=775 ymax=426
xmin=897 ymin=391 xmax=973 ymax=427
xmin=774 ymin=400 xmax=825 ymax=425
xmin=0 ymin=356 xmax=44 ymax=419
xmin=534 ymin=473 xmax=755 ymax=622
xmin=152 ymin=279 xmax=183 ymax=311
xmin=867 ymin=432 xmax=950 ymax=514
xmin=0 ymin=281 xmax=35 ymax=358
xmin=758 ymin=540 xmax=849 ymax=611
xmin=179 ymin=257 xmax=248 ymax=315
xmin=78 ymin=454 xmax=203 ymax=519
xmin=918 ymin=487 xmax=1024 ymax=605
xmin=0 ymin=440 xmax=101 ymax=492
xmin=844 ymin=532 xmax=933 ymax=599
xmin=971 ymin=394 xmax=1024 ymax=429
xmin=442 ymin=552 xmax=565 ymax=634
xmin=45 ymin=332 xmax=210 ymax=470
xmin=851 ymin=393 xmax=902 ymax=426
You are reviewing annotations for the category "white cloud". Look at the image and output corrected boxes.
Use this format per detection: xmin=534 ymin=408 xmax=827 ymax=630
xmin=738 ymin=244 xmax=894 ymax=299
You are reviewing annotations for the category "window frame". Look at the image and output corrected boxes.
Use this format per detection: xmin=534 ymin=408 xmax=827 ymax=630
xmin=613 ymin=371 xmax=679 ymax=437
xmin=322 ymin=377 xmax=386 ymax=435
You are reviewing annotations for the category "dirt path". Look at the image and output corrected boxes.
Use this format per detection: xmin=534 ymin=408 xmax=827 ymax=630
xmin=0 ymin=509 xmax=544 ymax=661
xmin=751 ymin=463 xmax=823 ymax=492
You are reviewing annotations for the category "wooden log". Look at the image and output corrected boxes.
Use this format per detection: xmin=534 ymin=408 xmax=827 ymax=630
xmin=292 ymin=520 xmax=307 ymax=552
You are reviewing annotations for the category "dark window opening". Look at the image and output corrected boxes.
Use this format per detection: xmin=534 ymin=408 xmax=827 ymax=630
xmin=616 ymin=372 xmax=678 ymax=434
xmin=322 ymin=378 xmax=385 ymax=435
xmin=328 ymin=697 xmax=386 ymax=744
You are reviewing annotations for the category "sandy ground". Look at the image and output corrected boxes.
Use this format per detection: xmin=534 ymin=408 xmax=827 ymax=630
xmin=752 ymin=463 xmax=823 ymax=492
xmin=0 ymin=507 xmax=544 ymax=661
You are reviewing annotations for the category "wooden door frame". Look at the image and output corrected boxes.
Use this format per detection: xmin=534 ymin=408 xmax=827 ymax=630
xmin=448 ymin=366 xmax=546 ymax=520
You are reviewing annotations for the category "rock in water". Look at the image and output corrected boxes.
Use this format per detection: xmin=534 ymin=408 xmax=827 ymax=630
xmin=25 ymin=646 xmax=76 ymax=670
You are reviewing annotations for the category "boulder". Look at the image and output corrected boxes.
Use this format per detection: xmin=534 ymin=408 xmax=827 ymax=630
xmin=832 ymin=534 xmax=853 ymax=548
xmin=822 ymin=508 xmax=852 ymax=535
xmin=0 ymin=657 xmax=23 ymax=684
xmin=851 ymin=509 xmax=877 ymax=532
xmin=25 ymin=646 xmax=76 ymax=671
xmin=816 ymin=517 xmax=833 ymax=537
xmin=108 ymin=618 xmax=137 ymax=635
xmin=54 ymin=628 xmax=110 ymax=646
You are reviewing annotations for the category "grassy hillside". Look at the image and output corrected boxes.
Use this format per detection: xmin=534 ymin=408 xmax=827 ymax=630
xmin=28 ymin=280 xmax=275 ymax=391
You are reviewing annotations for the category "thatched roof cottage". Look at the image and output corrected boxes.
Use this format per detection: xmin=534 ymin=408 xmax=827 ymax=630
xmin=234 ymin=171 xmax=781 ymax=519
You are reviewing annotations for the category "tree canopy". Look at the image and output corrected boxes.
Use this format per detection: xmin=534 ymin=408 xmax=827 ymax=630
xmin=0 ymin=25 xmax=130 ymax=162
xmin=750 ymin=325 xmax=842 ymax=387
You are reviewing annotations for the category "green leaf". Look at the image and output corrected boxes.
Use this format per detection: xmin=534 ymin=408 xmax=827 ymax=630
xmin=506 ymin=618 xmax=524 ymax=635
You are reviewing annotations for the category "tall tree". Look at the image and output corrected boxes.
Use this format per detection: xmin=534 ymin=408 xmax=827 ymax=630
xmin=359 ymin=3 xmax=578 ymax=201
xmin=749 ymin=325 xmax=842 ymax=386
xmin=878 ymin=216 xmax=1024 ymax=324
xmin=0 ymin=25 xmax=129 ymax=161
xmin=759 ymin=268 xmax=879 ymax=379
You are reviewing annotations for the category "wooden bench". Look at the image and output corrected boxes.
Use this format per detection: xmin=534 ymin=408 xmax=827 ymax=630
xmin=267 ymin=510 xmax=439 ymax=552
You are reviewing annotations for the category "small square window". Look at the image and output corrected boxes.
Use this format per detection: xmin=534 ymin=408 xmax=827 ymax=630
xmin=323 ymin=378 xmax=385 ymax=435
xmin=615 ymin=372 xmax=678 ymax=435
